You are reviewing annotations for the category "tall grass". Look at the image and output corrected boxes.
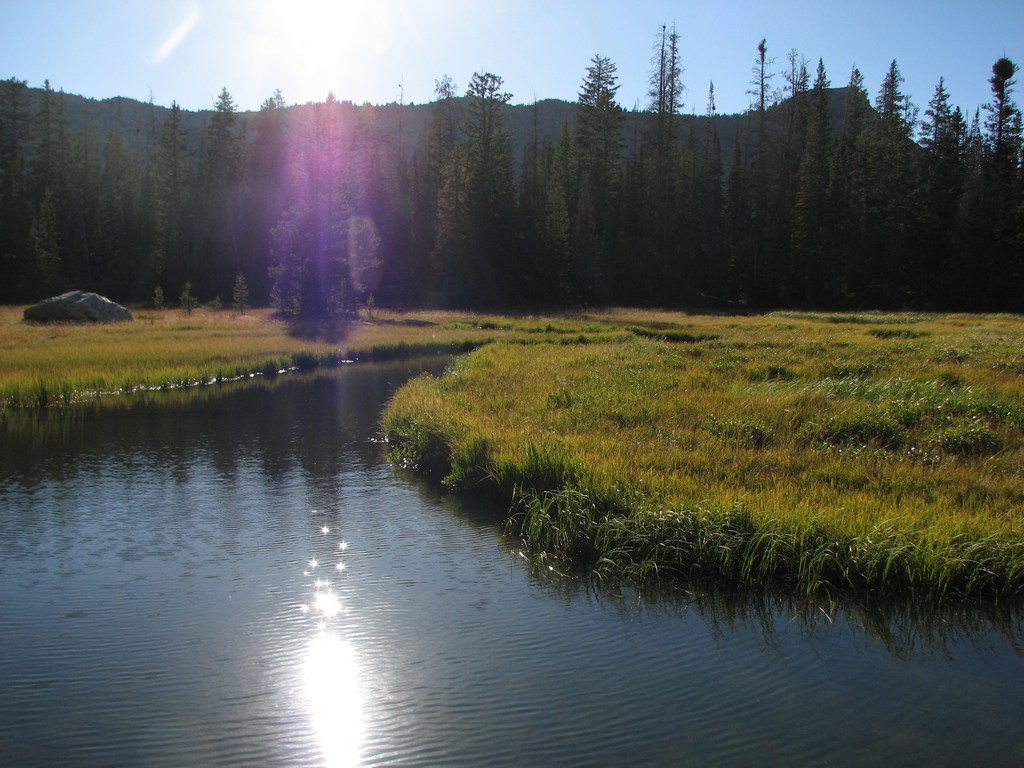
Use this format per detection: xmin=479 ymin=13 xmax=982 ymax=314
xmin=383 ymin=311 xmax=1024 ymax=601
xmin=0 ymin=307 xmax=500 ymax=412
xmin=8 ymin=302 xmax=1024 ymax=599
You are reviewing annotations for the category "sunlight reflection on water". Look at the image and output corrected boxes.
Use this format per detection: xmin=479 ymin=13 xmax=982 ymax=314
xmin=305 ymin=631 xmax=362 ymax=768
xmin=300 ymin=515 xmax=364 ymax=767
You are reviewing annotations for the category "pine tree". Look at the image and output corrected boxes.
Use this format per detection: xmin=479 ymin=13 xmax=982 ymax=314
xmin=434 ymin=72 xmax=515 ymax=306
xmin=696 ymin=81 xmax=724 ymax=300
xmin=725 ymin=130 xmax=748 ymax=302
xmin=97 ymin=121 xmax=137 ymax=296
xmin=155 ymin=102 xmax=192 ymax=295
xmin=919 ymin=77 xmax=965 ymax=302
xmin=198 ymin=87 xmax=241 ymax=298
xmin=231 ymin=271 xmax=249 ymax=314
xmin=576 ymin=54 xmax=623 ymax=302
xmin=0 ymin=77 xmax=30 ymax=299
xmin=242 ymin=90 xmax=288 ymax=303
xmin=22 ymin=187 xmax=62 ymax=298
xmin=828 ymin=66 xmax=871 ymax=300
xmin=791 ymin=59 xmax=831 ymax=303
xmin=645 ymin=24 xmax=685 ymax=300
xmin=746 ymin=39 xmax=776 ymax=304
xmin=981 ymin=58 xmax=1022 ymax=307
xmin=648 ymin=23 xmax=683 ymax=158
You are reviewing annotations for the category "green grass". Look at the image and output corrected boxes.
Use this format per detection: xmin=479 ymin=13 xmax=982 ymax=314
xmin=382 ymin=310 xmax=1024 ymax=601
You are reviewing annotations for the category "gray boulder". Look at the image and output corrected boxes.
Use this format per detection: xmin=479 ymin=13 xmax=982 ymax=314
xmin=24 ymin=291 xmax=134 ymax=323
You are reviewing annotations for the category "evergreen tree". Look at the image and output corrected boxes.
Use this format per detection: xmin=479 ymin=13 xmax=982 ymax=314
xmin=774 ymin=50 xmax=811 ymax=301
xmin=96 ymin=121 xmax=137 ymax=296
xmin=198 ymin=87 xmax=241 ymax=298
xmin=154 ymin=102 xmax=193 ymax=296
xmin=269 ymin=93 xmax=355 ymax=321
xmin=645 ymin=23 xmax=685 ymax=301
xmin=21 ymin=187 xmax=62 ymax=298
xmin=434 ymin=72 xmax=515 ymax=306
xmin=31 ymin=80 xmax=60 ymax=198
xmin=725 ymin=130 xmax=748 ymax=302
xmin=981 ymin=58 xmax=1022 ymax=307
xmin=695 ymin=81 xmax=724 ymax=300
xmin=242 ymin=90 xmax=288 ymax=302
xmin=791 ymin=59 xmax=832 ymax=303
xmin=576 ymin=54 xmax=623 ymax=302
xmin=919 ymin=77 xmax=965 ymax=302
xmin=0 ymin=77 xmax=30 ymax=299
xmin=746 ymin=39 xmax=776 ymax=304
xmin=648 ymin=23 xmax=683 ymax=158
xmin=231 ymin=271 xmax=249 ymax=314
xmin=828 ymin=66 xmax=871 ymax=301
xmin=410 ymin=75 xmax=461 ymax=303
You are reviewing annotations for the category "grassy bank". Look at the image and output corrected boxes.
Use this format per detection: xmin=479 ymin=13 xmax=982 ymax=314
xmin=382 ymin=310 xmax=1024 ymax=601
xmin=7 ymin=303 xmax=1024 ymax=599
xmin=0 ymin=306 xmax=501 ymax=412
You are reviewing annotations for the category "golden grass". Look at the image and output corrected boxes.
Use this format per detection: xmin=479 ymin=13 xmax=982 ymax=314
xmin=0 ymin=306 xmax=503 ymax=410
xmin=6 ymin=302 xmax=1024 ymax=597
xmin=382 ymin=309 xmax=1024 ymax=599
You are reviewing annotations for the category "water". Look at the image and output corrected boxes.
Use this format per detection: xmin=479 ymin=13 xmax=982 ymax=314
xmin=1 ymin=361 xmax=1023 ymax=767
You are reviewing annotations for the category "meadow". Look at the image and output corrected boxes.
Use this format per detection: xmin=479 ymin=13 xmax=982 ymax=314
xmin=0 ymin=306 xmax=490 ymax=410
xmin=382 ymin=309 xmax=1024 ymax=601
xmin=5 ymin=304 xmax=1023 ymax=600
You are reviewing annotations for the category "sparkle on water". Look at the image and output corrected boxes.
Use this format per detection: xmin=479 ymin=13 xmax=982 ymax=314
xmin=302 ymin=511 xmax=362 ymax=766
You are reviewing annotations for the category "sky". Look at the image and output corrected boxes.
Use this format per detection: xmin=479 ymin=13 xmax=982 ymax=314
xmin=2 ymin=0 xmax=1022 ymax=122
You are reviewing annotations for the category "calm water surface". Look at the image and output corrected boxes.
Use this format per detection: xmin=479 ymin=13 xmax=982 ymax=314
xmin=1 ymin=361 xmax=1023 ymax=767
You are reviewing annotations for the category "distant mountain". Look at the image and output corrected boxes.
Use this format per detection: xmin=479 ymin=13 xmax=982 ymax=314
xmin=21 ymin=84 xmax=854 ymax=174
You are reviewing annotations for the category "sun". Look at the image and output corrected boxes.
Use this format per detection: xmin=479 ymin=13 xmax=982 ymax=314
xmin=249 ymin=0 xmax=402 ymax=104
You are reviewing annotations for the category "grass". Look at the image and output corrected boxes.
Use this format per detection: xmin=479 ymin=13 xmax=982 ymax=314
xmin=0 ymin=306 xmax=498 ymax=412
xmin=382 ymin=309 xmax=1024 ymax=601
xmin=6 ymin=303 xmax=1024 ymax=600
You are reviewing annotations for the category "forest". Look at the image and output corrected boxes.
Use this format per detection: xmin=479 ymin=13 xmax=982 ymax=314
xmin=1 ymin=31 xmax=1021 ymax=315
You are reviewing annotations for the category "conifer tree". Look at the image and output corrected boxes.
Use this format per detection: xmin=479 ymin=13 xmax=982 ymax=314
xmin=828 ymin=66 xmax=871 ymax=300
xmin=981 ymin=58 xmax=1022 ymax=307
xmin=198 ymin=87 xmax=241 ymax=298
xmin=696 ymin=81 xmax=724 ymax=300
xmin=791 ymin=59 xmax=832 ymax=302
xmin=725 ymin=130 xmax=748 ymax=302
xmin=155 ymin=102 xmax=192 ymax=294
xmin=920 ymin=78 xmax=965 ymax=302
xmin=746 ymin=39 xmax=775 ymax=303
xmin=0 ymin=77 xmax=30 ymax=298
xmin=22 ymin=187 xmax=62 ymax=298
xmin=434 ymin=72 xmax=515 ymax=306
xmin=648 ymin=23 xmax=683 ymax=160
xmin=242 ymin=90 xmax=288 ymax=302
xmin=645 ymin=24 xmax=685 ymax=298
xmin=231 ymin=271 xmax=249 ymax=314
xmin=576 ymin=54 xmax=623 ymax=302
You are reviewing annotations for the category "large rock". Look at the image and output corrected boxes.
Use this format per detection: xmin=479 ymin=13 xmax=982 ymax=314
xmin=23 ymin=291 xmax=134 ymax=323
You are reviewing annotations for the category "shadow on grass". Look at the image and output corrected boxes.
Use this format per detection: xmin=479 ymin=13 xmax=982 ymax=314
xmin=285 ymin=316 xmax=353 ymax=343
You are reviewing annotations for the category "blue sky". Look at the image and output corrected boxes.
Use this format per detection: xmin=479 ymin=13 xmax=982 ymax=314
xmin=2 ymin=0 xmax=1021 ymax=121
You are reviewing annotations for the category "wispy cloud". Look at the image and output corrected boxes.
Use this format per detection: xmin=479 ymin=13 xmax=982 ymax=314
xmin=151 ymin=4 xmax=201 ymax=64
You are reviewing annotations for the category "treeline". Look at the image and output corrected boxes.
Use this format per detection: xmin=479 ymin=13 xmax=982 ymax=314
xmin=1 ymin=34 xmax=1021 ymax=313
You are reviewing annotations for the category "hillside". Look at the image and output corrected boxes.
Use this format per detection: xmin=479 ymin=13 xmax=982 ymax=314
xmin=20 ymin=82 xmax=852 ymax=174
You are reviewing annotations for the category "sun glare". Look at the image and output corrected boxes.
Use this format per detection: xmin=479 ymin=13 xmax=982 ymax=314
xmin=305 ymin=632 xmax=363 ymax=767
xmin=251 ymin=0 xmax=401 ymax=103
